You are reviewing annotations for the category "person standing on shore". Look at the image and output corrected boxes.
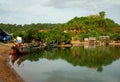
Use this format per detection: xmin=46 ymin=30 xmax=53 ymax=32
xmin=11 ymin=42 xmax=19 ymax=55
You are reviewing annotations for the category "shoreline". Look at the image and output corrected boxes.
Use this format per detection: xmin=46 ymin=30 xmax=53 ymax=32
xmin=0 ymin=43 xmax=25 ymax=82
xmin=0 ymin=42 xmax=120 ymax=82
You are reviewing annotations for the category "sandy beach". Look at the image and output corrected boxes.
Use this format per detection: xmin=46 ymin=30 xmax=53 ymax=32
xmin=0 ymin=43 xmax=25 ymax=82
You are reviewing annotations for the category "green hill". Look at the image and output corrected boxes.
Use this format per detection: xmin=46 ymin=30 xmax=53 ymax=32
xmin=62 ymin=11 xmax=119 ymax=33
xmin=0 ymin=11 xmax=120 ymax=43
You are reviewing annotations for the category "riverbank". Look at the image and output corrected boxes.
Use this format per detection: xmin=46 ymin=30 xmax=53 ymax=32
xmin=0 ymin=43 xmax=25 ymax=82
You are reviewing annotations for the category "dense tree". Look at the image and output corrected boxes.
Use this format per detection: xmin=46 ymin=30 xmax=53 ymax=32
xmin=0 ymin=11 xmax=120 ymax=43
xmin=99 ymin=11 xmax=106 ymax=18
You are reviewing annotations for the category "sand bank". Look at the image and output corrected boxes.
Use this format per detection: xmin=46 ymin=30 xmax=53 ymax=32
xmin=0 ymin=43 xmax=25 ymax=82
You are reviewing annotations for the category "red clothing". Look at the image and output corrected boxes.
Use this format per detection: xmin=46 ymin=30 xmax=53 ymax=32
xmin=11 ymin=45 xmax=18 ymax=55
xmin=11 ymin=45 xmax=28 ymax=55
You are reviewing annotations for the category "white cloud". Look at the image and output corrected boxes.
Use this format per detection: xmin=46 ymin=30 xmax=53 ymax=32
xmin=105 ymin=0 xmax=120 ymax=5
xmin=0 ymin=0 xmax=120 ymax=24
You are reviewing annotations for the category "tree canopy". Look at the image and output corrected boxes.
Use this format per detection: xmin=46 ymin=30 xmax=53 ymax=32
xmin=0 ymin=11 xmax=120 ymax=43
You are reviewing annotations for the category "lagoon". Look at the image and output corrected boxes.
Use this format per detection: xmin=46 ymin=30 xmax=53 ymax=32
xmin=9 ymin=46 xmax=120 ymax=82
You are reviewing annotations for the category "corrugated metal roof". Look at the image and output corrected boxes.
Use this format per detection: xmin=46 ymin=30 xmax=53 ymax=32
xmin=0 ymin=29 xmax=9 ymax=37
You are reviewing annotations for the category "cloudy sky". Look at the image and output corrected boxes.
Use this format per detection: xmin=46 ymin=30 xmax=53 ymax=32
xmin=0 ymin=0 xmax=120 ymax=24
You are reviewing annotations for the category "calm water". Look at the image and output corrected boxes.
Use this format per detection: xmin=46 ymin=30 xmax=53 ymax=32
xmin=9 ymin=46 xmax=120 ymax=82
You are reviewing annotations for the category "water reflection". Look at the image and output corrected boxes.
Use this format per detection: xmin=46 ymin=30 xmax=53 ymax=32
xmin=11 ymin=54 xmax=28 ymax=66
xmin=10 ymin=46 xmax=120 ymax=72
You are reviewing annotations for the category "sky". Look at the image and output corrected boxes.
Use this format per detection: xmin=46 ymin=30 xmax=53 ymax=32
xmin=0 ymin=0 xmax=120 ymax=25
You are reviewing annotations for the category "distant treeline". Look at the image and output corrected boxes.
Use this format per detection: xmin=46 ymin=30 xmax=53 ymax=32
xmin=0 ymin=11 xmax=120 ymax=43
xmin=0 ymin=23 xmax=59 ymax=33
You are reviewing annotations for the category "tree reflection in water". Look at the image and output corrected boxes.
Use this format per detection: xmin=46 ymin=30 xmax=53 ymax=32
xmin=10 ymin=46 xmax=120 ymax=72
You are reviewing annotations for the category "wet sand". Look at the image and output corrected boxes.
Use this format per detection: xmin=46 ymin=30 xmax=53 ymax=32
xmin=0 ymin=43 xmax=25 ymax=82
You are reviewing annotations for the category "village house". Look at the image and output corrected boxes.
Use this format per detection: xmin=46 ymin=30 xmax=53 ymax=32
xmin=99 ymin=36 xmax=110 ymax=46
xmin=0 ymin=29 xmax=11 ymax=42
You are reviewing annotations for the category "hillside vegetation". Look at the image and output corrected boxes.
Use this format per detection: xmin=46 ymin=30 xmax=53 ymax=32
xmin=0 ymin=11 xmax=120 ymax=43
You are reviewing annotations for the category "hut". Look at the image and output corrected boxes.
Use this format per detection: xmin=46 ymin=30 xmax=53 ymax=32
xmin=99 ymin=36 xmax=110 ymax=46
xmin=0 ymin=29 xmax=11 ymax=42
xmin=88 ymin=37 xmax=96 ymax=45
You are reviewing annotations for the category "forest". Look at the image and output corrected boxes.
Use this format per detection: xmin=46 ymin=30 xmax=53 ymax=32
xmin=0 ymin=11 xmax=120 ymax=43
